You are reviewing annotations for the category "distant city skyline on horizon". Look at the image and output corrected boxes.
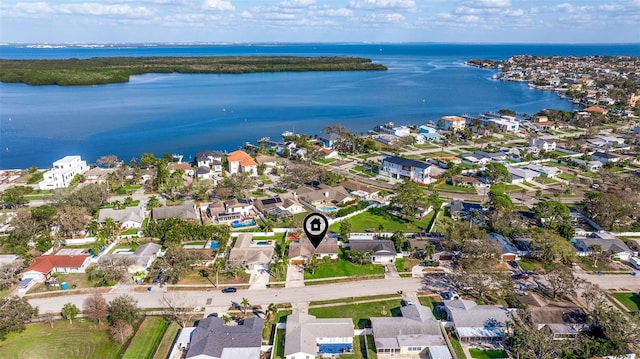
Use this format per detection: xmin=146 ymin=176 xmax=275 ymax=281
xmin=1 ymin=0 xmax=639 ymax=45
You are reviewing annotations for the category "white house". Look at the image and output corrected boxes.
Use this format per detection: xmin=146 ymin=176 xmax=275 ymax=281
xmin=380 ymin=156 xmax=434 ymax=184
xmin=438 ymin=116 xmax=466 ymax=132
xmin=506 ymin=165 xmax=540 ymax=183
xmin=227 ymin=150 xmax=258 ymax=176
xmin=348 ymin=239 xmax=397 ymax=263
xmin=573 ymin=232 xmax=635 ymax=262
xmin=524 ymin=164 xmax=562 ymax=178
xmin=224 ymin=199 xmax=254 ymax=217
xmin=530 ymin=138 xmax=557 ymax=152
xmin=195 ymin=150 xmax=224 ymax=173
xmin=39 ymin=155 xmax=88 ymax=190
xmin=285 ymin=312 xmax=354 ymax=359
xmin=97 ymin=206 xmax=145 ymax=229
xmin=21 ymin=254 xmax=91 ymax=281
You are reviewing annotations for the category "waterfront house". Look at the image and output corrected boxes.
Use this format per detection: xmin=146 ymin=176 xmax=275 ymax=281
xmin=97 ymin=206 xmax=145 ymax=229
xmin=195 ymin=150 xmax=224 ymax=172
xmin=168 ymin=162 xmax=195 ymax=177
xmin=83 ymin=167 xmax=117 ymax=184
xmin=227 ymin=150 xmax=258 ymax=176
xmin=320 ymin=133 xmax=342 ymax=149
xmin=438 ymin=116 xmax=466 ymax=132
xmin=379 ymin=156 xmax=435 ymax=185
xmin=39 ymin=155 xmax=89 ymax=190
xmin=284 ymin=312 xmax=354 ymax=359
xmin=185 ymin=316 xmax=264 ymax=359
xmin=442 ymin=299 xmax=509 ymax=343
xmin=370 ymin=304 xmax=452 ymax=359
xmin=348 ymin=239 xmax=396 ymax=263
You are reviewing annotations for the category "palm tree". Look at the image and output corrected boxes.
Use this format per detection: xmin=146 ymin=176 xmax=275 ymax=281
xmin=266 ymin=303 xmax=277 ymax=321
xmin=241 ymin=297 xmax=251 ymax=316
xmin=222 ymin=314 xmax=233 ymax=324
xmin=589 ymin=244 xmax=603 ymax=267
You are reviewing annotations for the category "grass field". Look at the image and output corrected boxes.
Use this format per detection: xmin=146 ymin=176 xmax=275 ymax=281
xmin=153 ymin=322 xmax=180 ymax=359
xmin=310 ymin=294 xmax=401 ymax=306
xmin=395 ymin=257 xmax=421 ymax=272
xmin=122 ymin=317 xmax=169 ymax=359
xmin=329 ymin=207 xmax=433 ymax=233
xmin=309 ymin=299 xmax=401 ymax=328
xmin=435 ymin=183 xmax=477 ymax=193
xmin=0 ymin=320 xmax=123 ymax=359
xmin=469 ymin=348 xmax=509 ymax=358
xmin=273 ymin=329 xmax=286 ymax=359
xmin=448 ymin=330 xmax=466 ymax=359
xmin=304 ymin=253 xmax=384 ymax=280
xmin=612 ymin=292 xmax=640 ymax=312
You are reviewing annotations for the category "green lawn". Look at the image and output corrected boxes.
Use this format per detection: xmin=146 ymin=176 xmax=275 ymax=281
xmin=612 ymin=292 xmax=640 ymax=312
xmin=395 ymin=257 xmax=421 ymax=272
xmin=490 ymin=183 xmax=522 ymax=193
xmin=1 ymin=320 xmax=123 ymax=359
xmin=418 ymin=296 xmax=443 ymax=319
xmin=534 ymin=176 xmax=560 ymax=185
xmin=435 ymin=183 xmax=477 ymax=193
xmin=314 ymin=158 xmax=337 ymax=165
xmin=121 ymin=228 xmax=139 ymax=235
xmin=329 ymin=207 xmax=433 ymax=233
xmin=448 ymin=330 xmax=466 ymax=359
xmin=558 ymin=172 xmax=576 ymax=180
xmin=342 ymin=334 xmax=377 ymax=359
xmin=469 ymin=349 xmax=509 ymax=359
xmin=309 ymin=299 xmax=401 ymax=328
xmin=304 ymin=252 xmax=384 ymax=280
xmin=152 ymin=322 xmax=180 ymax=359
xmin=122 ymin=317 xmax=169 ymax=359
xmin=273 ymin=329 xmax=286 ymax=359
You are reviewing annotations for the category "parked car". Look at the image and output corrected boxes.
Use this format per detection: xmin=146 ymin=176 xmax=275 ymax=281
xmin=507 ymin=261 xmax=519 ymax=270
xmin=221 ymin=287 xmax=237 ymax=293
xmin=401 ymin=299 xmax=413 ymax=306
xmin=512 ymin=272 xmax=530 ymax=280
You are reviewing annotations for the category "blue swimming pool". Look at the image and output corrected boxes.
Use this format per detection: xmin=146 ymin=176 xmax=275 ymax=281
xmin=231 ymin=219 xmax=256 ymax=228
xmin=318 ymin=205 xmax=338 ymax=212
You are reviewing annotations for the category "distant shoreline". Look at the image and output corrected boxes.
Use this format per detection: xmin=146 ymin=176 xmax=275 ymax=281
xmin=0 ymin=56 xmax=387 ymax=86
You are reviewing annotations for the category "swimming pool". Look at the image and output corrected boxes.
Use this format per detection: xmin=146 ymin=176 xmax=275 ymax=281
xmin=318 ymin=205 xmax=338 ymax=212
xmin=231 ymin=219 xmax=256 ymax=228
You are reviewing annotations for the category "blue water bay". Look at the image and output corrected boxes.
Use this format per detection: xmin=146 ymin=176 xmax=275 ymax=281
xmin=1 ymin=43 xmax=638 ymax=169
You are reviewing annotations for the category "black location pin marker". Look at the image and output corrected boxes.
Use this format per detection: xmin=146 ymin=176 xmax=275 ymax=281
xmin=302 ymin=212 xmax=329 ymax=248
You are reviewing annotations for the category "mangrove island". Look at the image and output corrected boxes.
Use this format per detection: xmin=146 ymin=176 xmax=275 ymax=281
xmin=0 ymin=56 xmax=388 ymax=86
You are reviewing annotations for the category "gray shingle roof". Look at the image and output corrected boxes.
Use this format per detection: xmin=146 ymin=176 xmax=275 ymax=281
xmin=284 ymin=313 xmax=353 ymax=356
xmin=186 ymin=316 xmax=264 ymax=359
xmin=348 ymin=239 xmax=395 ymax=255
xmin=152 ymin=202 xmax=198 ymax=221
xmin=97 ymin=207 xmax=143 ymax=225
xmin=383 ymin=156 xmax=430 ymax=170
xmin=443 ymin=299 xmax=509 ymax=328
xmin=370 ymin=304 xmax=443 ymax=350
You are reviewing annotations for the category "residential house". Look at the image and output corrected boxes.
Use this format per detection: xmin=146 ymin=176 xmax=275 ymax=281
xmin=519 ymin=293 xmax=587 ymax=340
xmin=288 ymin=236 xmax=339 ymax=265
xmin=320 ymin=133 xmax=342 ymax=149
xmin=419 ymin=126 xmax=443 ymax=142
xmin=196 ymin=166 xmax=215 ymax=181
xmin=195 ymin=150 xmax=224 ymax=172
xmin=573 ymin=232 xmax=635 ymax=261
xmin=128 ymin=243 xmax=162 ymax=273
xmin=442 ymin=299 xmax=509 ymax=343
xmin=584 ymin=106 xmax=608 ymax=115
xmin=206 ymin=200 xmax=241 ymax=224
xmin=255 ymin=154 xmax=281 ymax=174
xmin=297 ymin=186 xmax=354 ymax=207
xmin=97 ymin=206 xmax=145 ymax=229
xmin=227 ymin=150 xmax=258 ymax=176
xmin=284 ymin=312 xmax=354 ymax=359
xmin=379 ymin=156 xmax=435 ymax=185
xmin=450 ymin=175 xmax=485 ymax=188
xmin=530 ymin=138 xmax=557 ymax=152
xmin=348 ymin=239 xmax=396 ymax=263
xmin=21 ymin=254 xmax=91 ymax=281
xmin=524 ymin=164 xmax=561 ymax=178
xmin=448 ymin=199 xmax=484 ymax=221
xmin=39 ymin=155 xmax=89 ymax=190
xmin=438 ymin=116 xmax=466 ymax=132
xmin=228 ymin=233 xmax=275 ymax=271
xmin=408 ymin=233 xmax=456 ymax=262
xmin=571 ymin=158 xmax=603 ymax=171
xmin=310 ymin=146 xmax=340 ymax=160
xmin=168 ymin=162 xmax=195 ymax=177
xmin=506 ymin=165 xmax=540 ymax=183
xmin=480 ymin=116 xmax=519 ymax=132
xmin=341 ymin=181 xmax=380 ymax=201
xmin=370 ymin=304 xmax=452 ymax=359
xmin=430 ymin=156 xmax=462 ymax=168
xmin=592 ymin=151 xmax=621 ymax=164
xmin=152 ymin=201 xmax=199 ymax=222
xmin=487 ymin=233 xmax=520 ymax=262
xmin=185 ymin=316 xmax=264 ymax=359
xmin=83 ymin=167 xmax=117 ymax=184
xmin=224 ymin=199 xmax=254 ymax=217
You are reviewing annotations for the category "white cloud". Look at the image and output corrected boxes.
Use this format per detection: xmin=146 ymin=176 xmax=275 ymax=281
xmin=57 ymin=3 xmax=154 ymax=17
xmin=349 ymin=0 xmax=416 ymax=10
xmin=278 ymin=0 xmax=315 ymax=8
xmin=14 ymin=1 xmax=54 ymax=14
xmin=202 ymin=0 xmax=234 ymax=11
xmin=362 ymin=12 xmax=406 ymax=23
xmin=463 ymin=0 xmax=511 ymax=8
xmin=319 ymin=8 xmax=353 ymax=17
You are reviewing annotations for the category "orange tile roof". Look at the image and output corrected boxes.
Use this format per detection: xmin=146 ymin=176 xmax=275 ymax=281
xmin=441 ymin=116 xmax=466 ymax=122
xmin=585 ymin=106 xmax=607 ymax=114
xmin=228 ymin=150 xmax=257 ymax=166
xmin=168 ymin=163 xmax=193 ymax=171
xmin=23 ymin=255 xmax=90 ymax=274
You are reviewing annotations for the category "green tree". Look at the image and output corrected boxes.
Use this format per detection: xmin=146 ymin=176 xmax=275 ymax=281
xmin=147 ymin=195 xmax=161 ymax=209
xmin=484 ymin=162 xmax=511 ymax=184
xmin=339 ymin=220 xmax=352 ymax=240
xmin=108 ymin=294 xmax=139 ymax=325
xmin=241 ymin=297 xmax=251 ymax=316
xmin=0 ymin=186 xmax=33 ymax=208
xmin=391 ymin=180 xmax=428 ymax=221
xmin=139 ymin=153 xmax=158 ymax=168
xmin=0 ymin=296 xmax=38 ymax=340
xmin=534 ymin=200 xmax=571 ymax=230
xmin=61 ymin=302 xmax=79 ymax=325
xmin=390 ymin=231 xmax=407 ymax=252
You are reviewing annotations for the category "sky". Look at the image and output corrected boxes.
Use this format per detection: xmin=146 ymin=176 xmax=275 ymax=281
xmin=1 ymin=0 xmax=639 ymax=44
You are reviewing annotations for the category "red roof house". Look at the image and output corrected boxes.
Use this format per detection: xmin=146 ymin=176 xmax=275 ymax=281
xmin=21 ymin=255 xmax=91 ymax=281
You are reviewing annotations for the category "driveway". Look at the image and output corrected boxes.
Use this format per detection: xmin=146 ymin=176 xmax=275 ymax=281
xmin=285 ymin=264 xmax=305 ymax=288
xmin=249 ymin=270 xmax=270 ymax=290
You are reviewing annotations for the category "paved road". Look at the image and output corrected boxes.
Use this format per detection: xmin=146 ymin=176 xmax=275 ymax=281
xmin=575 ymin=272 xmax=640 ymax=291
xmin=28 ymin=277 xmax=425 ymax=313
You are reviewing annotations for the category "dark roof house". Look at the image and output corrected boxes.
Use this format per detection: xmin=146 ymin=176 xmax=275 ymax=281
xmin=186 ymin=316 xmax=264 ymax=359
